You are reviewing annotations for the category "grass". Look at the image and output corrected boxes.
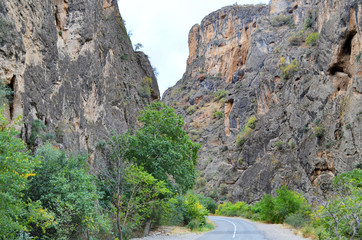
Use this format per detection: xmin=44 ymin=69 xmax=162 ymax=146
xmin=194 ymin=219 xmax=216 ymax=233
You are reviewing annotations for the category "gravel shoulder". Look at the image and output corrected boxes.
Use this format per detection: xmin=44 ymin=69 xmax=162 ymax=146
xmin=131 ymin=217 xmax=311 ymax=240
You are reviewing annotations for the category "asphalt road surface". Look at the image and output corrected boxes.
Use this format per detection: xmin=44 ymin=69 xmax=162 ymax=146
xmin=197 ymin=216 xmax=266 ymax=240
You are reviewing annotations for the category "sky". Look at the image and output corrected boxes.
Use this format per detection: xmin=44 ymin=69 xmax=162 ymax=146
xmin=117 ymin=0 xmax=269 ymax=96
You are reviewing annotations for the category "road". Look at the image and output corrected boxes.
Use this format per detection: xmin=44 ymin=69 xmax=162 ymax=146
xmin=197 ymin=216 xmax=266 ymax=240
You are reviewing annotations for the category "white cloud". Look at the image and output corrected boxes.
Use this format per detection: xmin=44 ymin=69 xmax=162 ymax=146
xmin=117 ymin=0 xmax=269 ymax=96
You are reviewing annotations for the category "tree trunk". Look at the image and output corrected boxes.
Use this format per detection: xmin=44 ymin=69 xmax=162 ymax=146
xmin=117 ymin=207 xmax=122 ymax=240
xmin=143 ymin=205 xmax=154 ymax=237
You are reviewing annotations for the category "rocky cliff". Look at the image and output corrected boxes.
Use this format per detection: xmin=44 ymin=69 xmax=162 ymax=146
xmin=0 ymin=0 xmax=159 ymax=165
xmin=163 ymin=0 xmax=362 ymax=203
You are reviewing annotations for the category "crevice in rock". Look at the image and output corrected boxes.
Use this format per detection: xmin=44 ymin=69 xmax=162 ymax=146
xmin=8 ymin=75 xmax=15 ymax=120
xmin=224 ymin=99 xmax=234 ymax=136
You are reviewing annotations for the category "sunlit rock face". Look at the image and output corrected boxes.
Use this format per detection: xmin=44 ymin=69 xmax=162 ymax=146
xmin=163 ymin=0 xmax=362 ymax=203
xmin=0 ymin=0 xmax=159 ymax=165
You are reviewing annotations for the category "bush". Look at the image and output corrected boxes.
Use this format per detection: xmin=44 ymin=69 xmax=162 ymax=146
xmin=246 ymin=115 xmax=257 ymax=129
xmin=215 ymin=202 xmax=250 ymax=217
xmin=195 ymin=193 xmax=217 ymax=214
xmin=160 ymin=197 xmax=186 ymax=226
xmin=0 ymin=80 xmax=13 ymax=106
xmin=285 ymin=212 xmax=309 ymax=229
xmin=236 ymin=116 xmax=257 ymax=147
xmin=305 ymin=32 xmax=320 ymax=46
xmin=313 ymin=169 xmax=362 ymax=239
xmin=288 ymin=31 xmax=305 ymax=46
xmin=236 ymin=127 xmax=253 ymax=147
xmin=183 ymin=192 xmax=208 ymax=227
xmin=288 ymin=140 xmax=296 ymax=149
xmin=213 ymin=90 xmax=228 ymax=101
xmin=258 ymin=186 xmax=311 ymax=223
xmin=304 ymin=9 xmax=317 ymax=29
xmin=274 ymin=141 xmax=284 ymax=150
xmin=187 ymin=219 xmax=202 ymax=230
xmin=279 ymin=59 xmax=299 ymax=80
xmin=313 ymin=126 xmax=325 ymax=139
xmin=27 ymin=143 xmax=109 ymax=239
xmin=187 ymin=105 xmax=197 ymax=115
xmin=271 ymin=14 xmax=292 ymax=27
xmin=212 ymin=111 xmax=224 ymax=119
xmin=0 ymin=111 xmax=54 ymax=238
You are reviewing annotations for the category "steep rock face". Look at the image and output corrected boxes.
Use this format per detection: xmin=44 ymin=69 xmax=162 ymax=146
xmin=0 ymin=0 xmax=159 ymax=165
xmin=163 ymin=0 xmax=361 ymax=203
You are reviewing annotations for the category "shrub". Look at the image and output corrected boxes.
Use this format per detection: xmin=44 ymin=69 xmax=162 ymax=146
xmin=160 ymin=197 xmax=186 ymax=226
xmin=213 ymin=90 xmax=228 ymax=101
xmin=215 ymin=202 xmax=250 ymax=217
xmin=187 ymin=219 xmax=201 ymax=230
xmin=288 ymin=31 xmax=305 ymax=46
xmin=0 ymin=111 xmax=54 ymax=238
xmin=195 ymin=193 xmax=217 ymax=214
xmin=313 ymin=126 xmax=325 ymax=139
xmin=258 ymin=186 xmax=311 ymax=223
xmin=305 ymin=32 xmax=320 ymax=46
xmin=271 ymin=14 xmax=292 ymax=27
xmin=138 ymin=77 xmax=153 ymax=98
xmin=27 ymin=143 xmax=109 ymax=239
xmin=304 ymin=9 xmax=317 ymax=29
xmin=236 ymin=127 xmax=253 ymax=147
xmin=285 ymin=212 xmax=309 ymax=229
xmin=274 ymin=141 xmax=284 ymax=150
xmin=0 ymin=80 xmax=13 ymax=106
xmin=313 ymin=169 xmax=362 ymax=239
xmin=28 ymin=119 xmax=55 ymax=148
xmin=236 ymin=116 xmax=257 ymax=147
xmin=183 ymin=192 xmax=208 ymax=227
xmin=288 ymin=140 xmax=296 ymax=149
xmin=212 ymin=111 xmax=224 ymax=119
xmin=279 ymin=59 xmax=299 ymax=80
xmin=187 ymin=105 xmax=197 ymax=115
xmin=246 ymin=115 xmax=257 ymax=129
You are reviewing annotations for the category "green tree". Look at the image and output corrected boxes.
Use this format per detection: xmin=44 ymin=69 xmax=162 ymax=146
xmin=0 ymin=110 xmax=53 ymax=239
xmin=257 ymin=186 xmax=311 ymax=223
xmin=26 ymin=143 xmax=109 ymax=239
xmin=97 ymin=133 xmax=169 ymax=239
xmin=315 ymin=169 xmax=362 ymax=239
xmin=128 ymin=102 xmax=201 ymax=194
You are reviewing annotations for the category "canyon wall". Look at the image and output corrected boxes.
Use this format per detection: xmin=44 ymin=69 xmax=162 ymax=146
xmin=163 ymin=0 xmax=362 ymax=202
xmin=0 ymin=0 xmax=159 ymax=166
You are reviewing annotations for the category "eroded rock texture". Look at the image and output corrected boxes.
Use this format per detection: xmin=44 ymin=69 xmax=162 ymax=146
xmin=0 ymin=0 xmax=159 ymax=165
xmin=163 ymin=0 xmax=362 ymax=203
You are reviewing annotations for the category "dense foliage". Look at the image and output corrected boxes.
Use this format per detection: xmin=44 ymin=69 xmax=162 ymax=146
xmin=215 ymin=186 xmax=311 ymax=224
xmin=0 ymin=111 xmax=53 ymax=239
xmin=27 ymin=143 xmax=109 ymax=239
xmin=313 ymin=169 xmax=362 ymax=239
xmin=127 ymin=102 xmax=201 ymax=193
xmin=96 ymin=102 xmax=203 ymax=238
xmin=159 ymin=191 xmax=211 ymax=230
xmin=0 ymin=103 xmax=206 ymax=239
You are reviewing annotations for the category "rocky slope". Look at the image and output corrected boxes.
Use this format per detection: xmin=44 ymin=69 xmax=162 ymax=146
xmin=0 ymin=0 xmax=159 ymax=166
xmin=163 ymin=0 xmax=362 ymax=203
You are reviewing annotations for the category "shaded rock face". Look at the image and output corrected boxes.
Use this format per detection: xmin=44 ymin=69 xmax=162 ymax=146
xmin=0 ymin=0 xmax=159 ymax=165
xmin=163 ymin=0 xmax=362 ymax=203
